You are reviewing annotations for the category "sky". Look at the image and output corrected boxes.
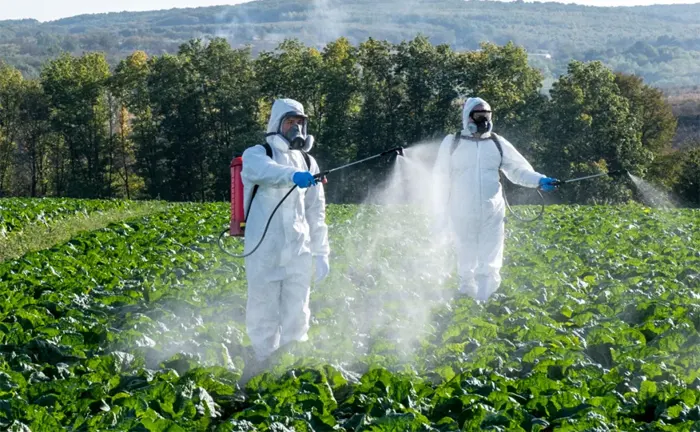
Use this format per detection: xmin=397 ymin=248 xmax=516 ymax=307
xmin=0 ymin=0 xmax=698 ymax=22
xmin=0 ymin=1 xmax=252 ymax=22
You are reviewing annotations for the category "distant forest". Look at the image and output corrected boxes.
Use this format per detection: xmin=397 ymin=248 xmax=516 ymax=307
xmin=2 ymin=0 xmax=700 ymax=88
xmin=2 ymin=35 xmax=700 ymax=206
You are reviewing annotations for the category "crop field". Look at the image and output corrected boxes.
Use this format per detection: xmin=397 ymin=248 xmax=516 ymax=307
xmin=0 ymin=198 xmax=699 ymax=431
xmin=0 ymin=198 xmax=140 ymax=237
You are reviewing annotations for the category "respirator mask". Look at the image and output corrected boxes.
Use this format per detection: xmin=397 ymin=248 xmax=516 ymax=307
xmin=468 ymin=109 xmax=493 ymax=136
xmin=276 ymin=112 xmax=314 ymax=151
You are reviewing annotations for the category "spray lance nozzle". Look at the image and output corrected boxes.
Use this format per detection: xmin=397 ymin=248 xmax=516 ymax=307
xmin=314 ymin=145 xmax=406 ymax=181
xmin=380 ymin=146 xmax=405 ymax=157
xmin=550 ymin=169 xmax=629 ymax=187
xmin=607 ymin=169 xmax=631 ymax=178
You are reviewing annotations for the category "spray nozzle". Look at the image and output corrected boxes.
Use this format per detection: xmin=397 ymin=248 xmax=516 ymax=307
xmin=313 ymin=145 xmax=407 ymax=182
xmin=607 ymin=169 xmax=629 ymax=178
xmin=555 ymin=169 xmax=629 ymax=186
xmin=380 ymin=146 xmax=405 ymax=157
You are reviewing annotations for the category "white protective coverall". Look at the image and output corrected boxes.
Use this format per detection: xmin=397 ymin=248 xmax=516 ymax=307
xmin=432 ymin=97 xmax=546 ymax=300
xmin=241 ymin=98 xmax=330 ymax=361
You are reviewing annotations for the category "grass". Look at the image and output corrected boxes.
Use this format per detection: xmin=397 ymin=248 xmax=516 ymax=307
xmin=0 ymin=200 xmax=168 ymax=261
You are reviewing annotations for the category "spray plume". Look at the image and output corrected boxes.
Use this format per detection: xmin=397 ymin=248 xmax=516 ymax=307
xmin=302 ymin=138 xmax=460 ymax=372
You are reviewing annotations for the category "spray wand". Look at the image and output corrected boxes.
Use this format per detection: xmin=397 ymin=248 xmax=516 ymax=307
xmin=505 ymin=169 xmax=627 ymax=223
xmin=218 ymin=146 xmax=405 ymax=258
xmin=313 ymin=147 xmax=405 ymax=180
xmin=551 ymin=169 xmax=626 ymax=186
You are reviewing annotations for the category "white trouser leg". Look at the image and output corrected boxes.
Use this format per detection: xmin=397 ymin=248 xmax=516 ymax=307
xmin=279 ymin=253 xmax=312 ymax=348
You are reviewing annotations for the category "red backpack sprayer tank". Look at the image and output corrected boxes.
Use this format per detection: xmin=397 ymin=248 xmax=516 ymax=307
xmin=229 ymin=156 xmax=244 ymax=237
xmin=218 ymin=146 xmax=405 ymax=258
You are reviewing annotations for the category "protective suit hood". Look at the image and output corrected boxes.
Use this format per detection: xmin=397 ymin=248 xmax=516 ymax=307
xmin=266 ymin=98 xmax=314 ymax=153
xmin=462 ymin=97 xmax=493 ymax=139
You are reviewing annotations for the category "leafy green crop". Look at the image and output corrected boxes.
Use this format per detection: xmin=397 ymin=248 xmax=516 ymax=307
xmin=0 ymin=197 xmax=138 ymax=236
xmin=0 ymin=200 xmax=698 ymax=430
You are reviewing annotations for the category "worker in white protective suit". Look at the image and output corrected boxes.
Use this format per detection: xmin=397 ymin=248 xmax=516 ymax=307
xmin=432 ymin=97 xmax=557 ymax=301
xmin=241 ymin=98 xmax=330 ymax=365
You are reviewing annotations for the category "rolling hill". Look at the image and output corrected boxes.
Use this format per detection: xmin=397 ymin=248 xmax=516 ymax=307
xmin=2 ymin=0 xmax=700 ymax=86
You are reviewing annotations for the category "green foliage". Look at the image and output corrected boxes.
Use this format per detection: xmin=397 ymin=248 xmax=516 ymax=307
xmin=0 ymin=200 xmax=247 ymax=429
xmin=614 ymin=72 xmax=677 ymax=156
xmin=466 ymin=42 xmax=543 ymax=127
xmin=0 ymin=62 xmax=27 ymax=194
xmin=0 ymin=198 xmax=164 ymax=261
xmin=540 ymin=61 xmax=657 ymax=203
xmin=0 ymin=200 xmax=699 ymax=429
xmin=0 ymin=34 xmax=688 ymax=205
xmin=674 ymin=147 xmax=700 ymax=206
xmin=112 ymin=50 xmax=162 ymax=199
xmin=0 ymin=197 xmax=136 ymax=236
xmin=40 ymin=53 xmax=112 ymax=197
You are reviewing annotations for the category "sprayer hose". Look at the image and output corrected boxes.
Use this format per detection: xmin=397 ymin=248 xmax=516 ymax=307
xmin=217 ymin=185 xmax=298 ymax=258
xmin=503 ymin=188 xmax=546 ymax=223
xmin=218 ymin=167 xmax=545 ymax=259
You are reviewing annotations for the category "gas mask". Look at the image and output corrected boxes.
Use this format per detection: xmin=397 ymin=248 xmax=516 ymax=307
xmin=284 ymin=123 xmax=308 ymax=150
xmin=468 ymin=109 xmax=492 ymax=136
xmin=276 ymin=112 xmax=314 ymax=151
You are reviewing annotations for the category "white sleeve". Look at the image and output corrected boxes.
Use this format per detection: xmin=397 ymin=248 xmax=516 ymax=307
xmin=498 ymin=136 xmax=545 ymax=188
xmin=304 ymin=156 xmax=330 ymax=257
xmin=241 ymin=145 xmax=299 ymax=187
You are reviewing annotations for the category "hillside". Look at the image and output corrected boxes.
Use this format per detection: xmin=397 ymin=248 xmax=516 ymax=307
xmin=2 ymin=0 xmax=700 ymax=86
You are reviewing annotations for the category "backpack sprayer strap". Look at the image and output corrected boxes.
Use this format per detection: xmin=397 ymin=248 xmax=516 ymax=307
xmin=448 ymin=132 xmax=504 ymax=215
xmin=450 ymin=132 xmax=503 ymax=167
xmin=240 ymin=144 xmax=272 ymax=231
xmin=242 ymin=142 xmax=312 ymax=230
xmin=449 ymin=131 xmax=543 ymax=222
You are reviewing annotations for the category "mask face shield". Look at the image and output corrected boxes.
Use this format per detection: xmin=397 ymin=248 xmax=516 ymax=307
xmin=469 ymin=108 xmax=493 ymax=135
xmin=470 ymin=110 xmax=492 ymax=123
xmin=278 ymin=112 xmax=309 ymax=150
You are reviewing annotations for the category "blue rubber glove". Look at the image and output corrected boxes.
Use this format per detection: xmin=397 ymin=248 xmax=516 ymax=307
xmin=539 ymin=177 xmax=558 ymax=192
xmin=292 ymin=171 xmax=316 ymax=188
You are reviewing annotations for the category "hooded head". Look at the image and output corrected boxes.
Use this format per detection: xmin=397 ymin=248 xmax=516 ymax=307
xmin=462 ymin=97 xmax=493 ymax=139
xmin=266 ymin=98 xmax=314 ymax=152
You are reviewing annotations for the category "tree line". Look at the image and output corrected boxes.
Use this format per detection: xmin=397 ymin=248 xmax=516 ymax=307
xmin=0 ymin=36 xmax=698 ymax=206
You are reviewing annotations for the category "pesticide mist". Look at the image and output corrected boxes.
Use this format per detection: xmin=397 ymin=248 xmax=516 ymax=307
xmin=628 ymin=173 xmax=678 ymax=209
xmin=305 ymin=139 xmax=460 ymax=370
xmin=121 ymin=141 xmax=458 ymax=376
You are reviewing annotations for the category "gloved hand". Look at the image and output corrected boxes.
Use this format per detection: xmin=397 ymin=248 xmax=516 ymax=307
xmin=293 ymin=171 xmax=316 ymax=188
xmin=314 ymin=255 xmax=330 ymax=282
xmin=539 ymin=177 xmax=558 ymax=192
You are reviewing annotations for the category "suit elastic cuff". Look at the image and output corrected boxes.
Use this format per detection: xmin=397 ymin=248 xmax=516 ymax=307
xmin=532 ymin=173 xmax=546 ymax=188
